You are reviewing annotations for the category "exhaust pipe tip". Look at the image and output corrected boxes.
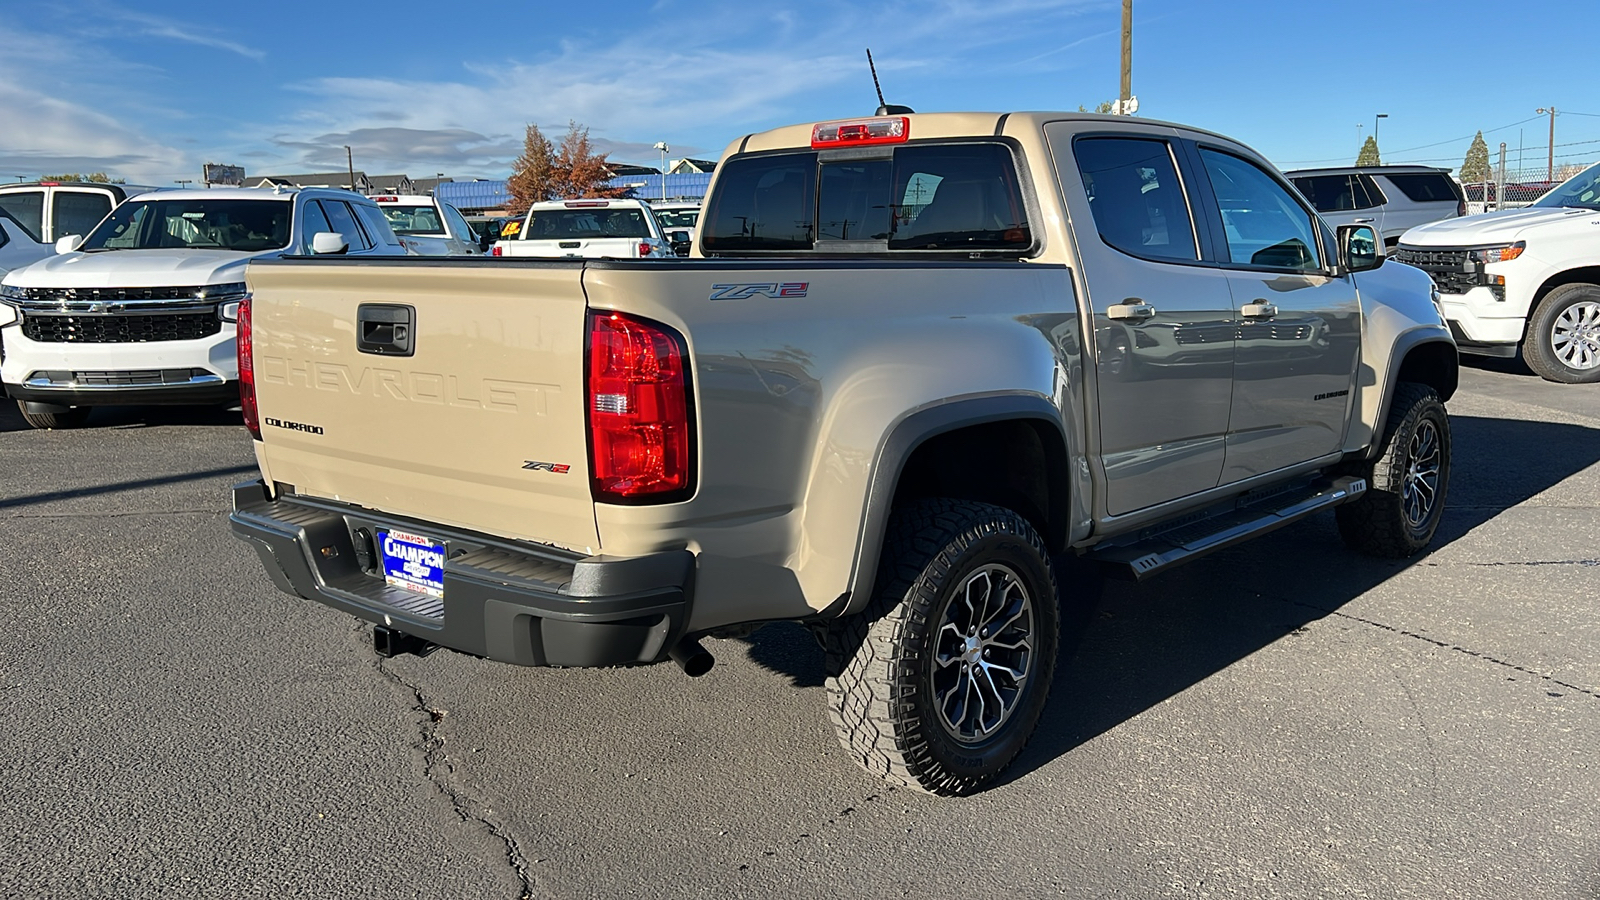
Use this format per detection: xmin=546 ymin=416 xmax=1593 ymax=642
xmin=668 ymin=637 xmax=714 ymax=677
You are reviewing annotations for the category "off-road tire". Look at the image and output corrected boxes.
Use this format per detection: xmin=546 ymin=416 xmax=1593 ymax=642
xmin=1523 ymin=283 xmax=1600 ymax=384
xmin=1336 ymin=383 xmax=1450 ymax=557
xmin=18 ymin=401 xmax=91 ymax=430
xmin=824 ymin=499 xmax=1059 ymax=796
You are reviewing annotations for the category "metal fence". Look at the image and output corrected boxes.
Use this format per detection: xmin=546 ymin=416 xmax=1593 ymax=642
xmin=1460 ymin=162 xmax=1594 ymax=214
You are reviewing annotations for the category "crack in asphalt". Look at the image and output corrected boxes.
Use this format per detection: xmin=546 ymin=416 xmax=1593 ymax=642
xmin=357 ymin=627 xmax=535 ymax=900
xmin=1271 ymin=595 xmax=1600 ymax=701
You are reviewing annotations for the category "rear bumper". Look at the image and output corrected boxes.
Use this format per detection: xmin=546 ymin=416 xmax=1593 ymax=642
xmin=229 ymin=480 xmax=694 ymax=667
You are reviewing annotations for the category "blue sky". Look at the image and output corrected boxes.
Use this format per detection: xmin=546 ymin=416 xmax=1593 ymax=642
xmin=3 ymin=0 xmax=1597 ymax=184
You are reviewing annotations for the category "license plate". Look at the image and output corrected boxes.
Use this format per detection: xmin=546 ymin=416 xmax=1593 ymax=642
xmin=379 ymin=529 xmax=445 ymax=598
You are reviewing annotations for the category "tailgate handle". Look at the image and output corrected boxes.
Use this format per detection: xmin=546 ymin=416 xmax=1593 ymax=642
xmin=356 ymin=304 xmax=416 ymax=357
xmin=559 ymin=241 xmax=581 ymax=248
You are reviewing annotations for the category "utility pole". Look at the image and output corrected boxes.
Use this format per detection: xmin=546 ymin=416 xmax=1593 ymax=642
xmin=175 ymin=179 xmax=192 ymax=188
xmin=345 ymin=145 xmax=356 ymax=193
xmin=1117 ymin=0 xmax=1132 ymax=115
xmin=1535 ymin=107 xmax=1557 ymax=182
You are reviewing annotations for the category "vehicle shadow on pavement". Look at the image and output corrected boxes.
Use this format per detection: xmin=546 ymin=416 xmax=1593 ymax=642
xmin=0 ymin=401 xmax=244 ymax=434
xmin=737 ymin=413 xmax=1600 ymax=785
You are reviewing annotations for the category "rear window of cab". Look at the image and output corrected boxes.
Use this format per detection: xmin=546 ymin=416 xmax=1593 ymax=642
xmin=701 ymin=142 xmax=1032 ymax=255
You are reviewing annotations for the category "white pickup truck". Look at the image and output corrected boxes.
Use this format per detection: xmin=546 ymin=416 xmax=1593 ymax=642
xmin=1395 ymin=160 xmax=1600 ymax=383
xmin=0 ymin=187 xmax=408 ymax=428
xmin=491 ymin=198 xmax=676 ymax=259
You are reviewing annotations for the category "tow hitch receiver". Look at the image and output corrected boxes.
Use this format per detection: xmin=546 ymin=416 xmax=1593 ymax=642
xmin=373 ymin=625 xmax=436 ymax=659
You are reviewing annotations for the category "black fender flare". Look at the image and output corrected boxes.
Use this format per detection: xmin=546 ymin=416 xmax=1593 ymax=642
xmin=1366 ymin=325 xmax=1457 ymax=460
xmin=839 ymin=392 xmax=1071 ymax=617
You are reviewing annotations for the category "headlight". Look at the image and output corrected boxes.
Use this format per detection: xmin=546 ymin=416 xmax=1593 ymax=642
xmin=1470 ymin=242 xmax=1525 ymax=264
xmin=217 ymin=297 xmax=247 ymax=323
xmin=198 ymin=282 xmax=248 ymax=300
xmin=0 ymin=284 xmax=27 ymax=300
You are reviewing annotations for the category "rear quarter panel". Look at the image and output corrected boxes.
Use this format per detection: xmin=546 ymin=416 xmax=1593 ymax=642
xmin=583 ymin=260 xmax=1082 ymax=626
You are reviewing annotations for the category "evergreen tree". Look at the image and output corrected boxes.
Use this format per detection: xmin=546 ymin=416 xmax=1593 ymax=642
xmin=1460 ymin=131 xmax=1491 ymax=184
xmin=1356 ymin=136 xmax=1381 ymax=166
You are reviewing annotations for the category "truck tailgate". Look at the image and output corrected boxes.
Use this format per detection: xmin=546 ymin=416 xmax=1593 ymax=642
xmin=245 ymin=259 xmax=599 ymax=553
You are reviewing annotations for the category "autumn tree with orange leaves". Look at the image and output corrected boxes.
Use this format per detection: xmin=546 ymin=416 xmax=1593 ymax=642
xmin=507 ymin=121 xmax=629 ymax=213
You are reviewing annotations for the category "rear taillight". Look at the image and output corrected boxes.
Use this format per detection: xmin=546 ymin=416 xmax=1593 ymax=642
xmin=639 ymin=241 xmax=653 ymax=257
xmin=490 ymin=244 xmax=502 ymax=256
xmin=237 ymin=295 xmax=261 ymax=440
xmin=587 ymin=311 xmax=693 ymax=502
xmin=1458 ymin=200 xmax=1467 ymax=217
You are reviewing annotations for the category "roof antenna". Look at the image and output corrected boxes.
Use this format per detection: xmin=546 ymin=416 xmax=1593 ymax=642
xmin=866 ymin=49 xmax=914 ymax=116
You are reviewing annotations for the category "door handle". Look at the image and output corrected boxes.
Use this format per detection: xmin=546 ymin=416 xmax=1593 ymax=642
xmin=1107 ymin=298 xmax=1156 ymax=321
xmin=356 ymin=303 xmax=416 ymax=356
xmin=1352 ymin=217 xmax=1375 ymax=224
xmin=1240 ymin=301 xmax=1278 ymax=319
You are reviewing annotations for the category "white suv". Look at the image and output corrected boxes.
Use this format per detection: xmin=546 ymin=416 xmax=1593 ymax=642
xmin=1286 ymin=166 xmax=1465 ymax=248
xmin=0 ymin=187 xmax=407 ymax=428
xmin=491 ymin=198 xmax=675 ymax=259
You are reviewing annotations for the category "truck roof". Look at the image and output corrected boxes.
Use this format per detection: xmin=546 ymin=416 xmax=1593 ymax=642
xmin=725 ymin=110 xmax=1245 ymax=157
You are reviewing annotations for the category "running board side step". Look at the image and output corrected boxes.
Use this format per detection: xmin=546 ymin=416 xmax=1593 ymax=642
xmin=1087 ymin=475 xmax=1367 ymax=582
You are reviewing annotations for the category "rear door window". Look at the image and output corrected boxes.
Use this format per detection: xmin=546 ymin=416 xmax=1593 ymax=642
xmin=1292 ymin=174 xmax=1381 ymax=212
xmin=53 ymin=190 xmax=114 ymax=238
xmin=0 ymin=191 xmax=44 ymax=241
xmin=1382 ymin=173 xmax=1463 ymax=203
xmin=1072 ymin=137 xmax=1197 ymax=261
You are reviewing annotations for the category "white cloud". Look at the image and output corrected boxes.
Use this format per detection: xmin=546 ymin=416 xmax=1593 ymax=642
xmin=259 ymin=0 xmax=1107 ymax=173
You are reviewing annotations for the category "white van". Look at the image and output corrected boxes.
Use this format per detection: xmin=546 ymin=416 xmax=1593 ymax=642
xmin=0 ymin=181 xmax=161 ymax=244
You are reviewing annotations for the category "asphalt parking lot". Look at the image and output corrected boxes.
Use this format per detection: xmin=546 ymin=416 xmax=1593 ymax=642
xmin=1 ymin=358 xmax=1595 ymax=900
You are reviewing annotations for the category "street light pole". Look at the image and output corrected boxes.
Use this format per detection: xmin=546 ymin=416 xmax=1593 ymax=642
xmin=175 ymin=179 xmax=192 ymax=188
xmin=653 ymin=142 xmax=669 ymax=202
xmin=1535 ymin=107 xmax=1557 ymax=182
xmin=1374 ymin=113 xmax=1388 ymax=162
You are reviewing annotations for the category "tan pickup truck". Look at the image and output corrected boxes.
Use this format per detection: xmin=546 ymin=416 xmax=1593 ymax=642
xmin=230 ymin=111 xmax=1457 ymax=795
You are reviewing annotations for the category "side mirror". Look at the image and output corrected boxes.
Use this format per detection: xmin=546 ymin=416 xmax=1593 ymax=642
xmin=668 ymin=230 xmax=691 ymax=257
xmin=1338 ymin=224 xmax=1383 ymax=273
xmin=311 ymin=232 xmax=349 ymax=255
xmin=478 ymin=230 xmax=494 ymax=252
xmin=55 ymin=234 xmax=83 ymax=254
